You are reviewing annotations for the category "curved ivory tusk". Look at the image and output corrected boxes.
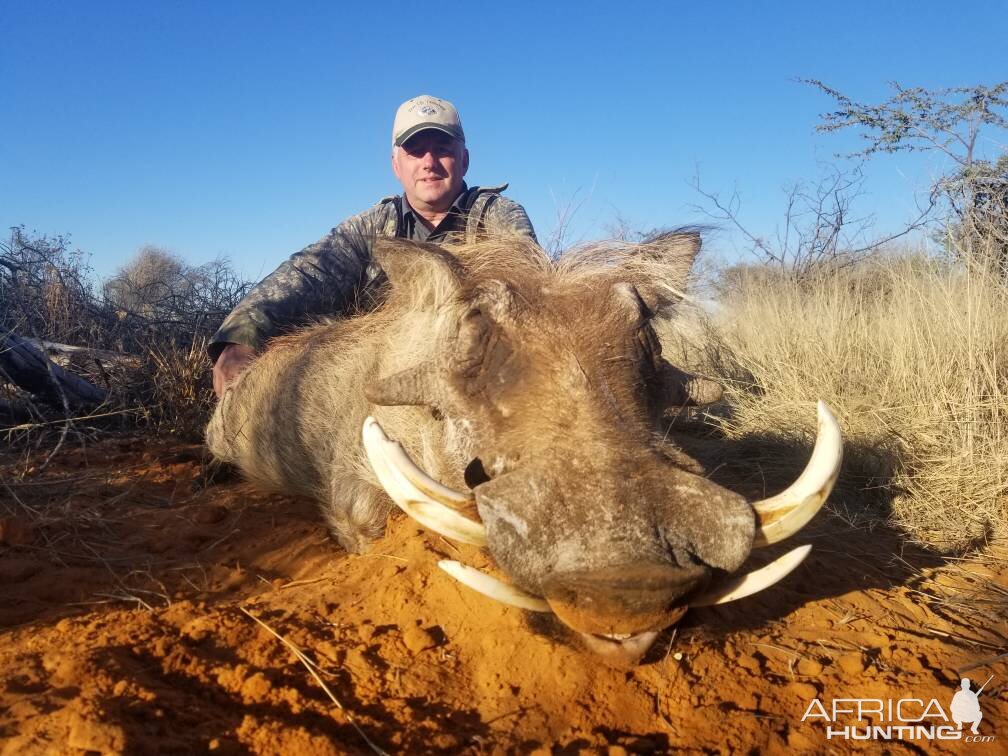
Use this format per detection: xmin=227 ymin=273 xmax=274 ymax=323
xmin=362 ymin=417 xmax=487 ymax=547
xmin=690 ymin=544 xmax=812 ymax=606
xmin=438 ymin=560 xmax=552 ymax=612
xmin=363 ymin=416 xmax=475 ymax=508
xmin=751 ymin=401 xmax=843 ymax=547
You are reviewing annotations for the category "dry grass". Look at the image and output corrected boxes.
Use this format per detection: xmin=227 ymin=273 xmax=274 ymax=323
xmin=111 ymin=335 xmax=219 ymax=438
xmin=694 ymin=246 xmax=1008 ymax=552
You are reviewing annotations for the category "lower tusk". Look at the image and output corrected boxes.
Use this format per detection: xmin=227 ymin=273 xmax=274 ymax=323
xmin=752 ymin=401 xmax=843 ymax=547
xmin=362 ymin=417 xmax=486 ymax=547
xmin=690 ymin=544 xmax=812 ymax=606
xmin=438 ymin=560 xmax=552 ymax=612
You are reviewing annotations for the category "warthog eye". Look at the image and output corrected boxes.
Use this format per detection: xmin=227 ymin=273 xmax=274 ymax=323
xmin=464 ymin=457 xmax=491 ymax=487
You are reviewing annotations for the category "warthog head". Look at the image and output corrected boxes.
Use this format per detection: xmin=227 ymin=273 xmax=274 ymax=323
xmin=361 ymin=234 xmax=842 ymax=664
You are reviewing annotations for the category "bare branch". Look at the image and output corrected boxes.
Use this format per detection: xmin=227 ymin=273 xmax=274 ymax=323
xmin=691 ymin=162 xmax=900 ymax=279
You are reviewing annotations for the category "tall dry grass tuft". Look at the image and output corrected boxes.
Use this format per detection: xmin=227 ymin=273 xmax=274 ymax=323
xmin=700 ymin=245 xmax=1008 ymax=552
xmin=106 ymin=335 xmax=219 ymax=440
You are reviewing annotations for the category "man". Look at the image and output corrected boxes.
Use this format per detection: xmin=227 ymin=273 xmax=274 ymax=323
xmin=210 ymin=94 xmax=537 ymax=395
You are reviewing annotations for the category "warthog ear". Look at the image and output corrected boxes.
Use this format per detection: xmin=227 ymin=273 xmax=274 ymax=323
xmin=624 ymin=230 xmax=702 ymax=315
xmin=372 ymin=238 xmax=464 ymax=308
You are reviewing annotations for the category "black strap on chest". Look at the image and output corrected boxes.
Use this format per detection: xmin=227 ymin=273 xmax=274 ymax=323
xmin=460 ymin=186 xmax=505 ymax=243
xmin=391 ymin=195 xmax=405 ymax=238
xmin=387 ymin=187 xmax=501 ymax=241
xmin=466 ymin=191 xmax=500 ymax=243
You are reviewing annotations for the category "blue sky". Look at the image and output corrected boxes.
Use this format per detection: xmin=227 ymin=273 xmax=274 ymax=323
xmin=3 ymin=1 xmax=1006 ymax=281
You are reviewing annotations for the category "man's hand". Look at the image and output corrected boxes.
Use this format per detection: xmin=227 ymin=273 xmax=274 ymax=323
xmin=213 ymin=343 xmax=257 ymax=397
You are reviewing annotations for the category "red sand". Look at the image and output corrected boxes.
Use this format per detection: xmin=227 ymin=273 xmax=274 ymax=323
xmin=1 ymin=436 xmax=1005 ymax=754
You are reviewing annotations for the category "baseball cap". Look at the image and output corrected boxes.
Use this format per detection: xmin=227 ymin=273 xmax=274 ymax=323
xmin=392 ymin=95 xmax=465 ymax=147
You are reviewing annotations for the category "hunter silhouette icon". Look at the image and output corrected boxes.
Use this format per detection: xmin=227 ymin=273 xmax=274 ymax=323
xmin=950 ymin=675 xmax=993 ymax=735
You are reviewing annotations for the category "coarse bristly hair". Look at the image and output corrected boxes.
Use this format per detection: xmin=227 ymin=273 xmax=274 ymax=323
xmin=442 ymin=230 xmax=700 ymax=302
xmin=206 ymin=231 xmax=704 ymax=552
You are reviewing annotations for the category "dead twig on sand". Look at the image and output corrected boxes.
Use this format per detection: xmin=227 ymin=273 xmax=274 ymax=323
xmin=239 ymin=606 xmax=389 ymax=756
xmin=957 ymin=651 xmax=1008 ymax=675
xmin=276 ymin=577 xmax=332 ymax=591
xmin=3 ymin=408 xmax=140 ymax=434
xmin=924 ymin=626 xmax=1003 ymax=651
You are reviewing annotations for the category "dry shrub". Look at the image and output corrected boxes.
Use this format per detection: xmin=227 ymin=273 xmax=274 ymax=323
xmin=700 ymin=242 xmax=1008 ymax=551
xmin=0 ymin=227 xmax=105 ymax=344
xmin=2 ymin=228 xmax=251 ymax=444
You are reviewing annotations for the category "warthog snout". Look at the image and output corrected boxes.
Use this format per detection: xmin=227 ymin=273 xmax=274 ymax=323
xmin=471 ymin=454 xmax=756 ymax=642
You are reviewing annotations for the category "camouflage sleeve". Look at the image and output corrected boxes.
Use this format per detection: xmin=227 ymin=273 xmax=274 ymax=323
xmin=484 ymin=196 xmax=538 ymax=244
xmin=208 ymin=203 xmax=393 ymax=362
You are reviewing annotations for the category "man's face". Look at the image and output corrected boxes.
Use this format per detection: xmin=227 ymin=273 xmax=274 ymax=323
xmin=392 ymin=130 xmax=469 ymax=213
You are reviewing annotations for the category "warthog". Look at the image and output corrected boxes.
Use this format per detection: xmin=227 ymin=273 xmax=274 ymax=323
xmin=207 ymin=233 xmax=841 ymax=663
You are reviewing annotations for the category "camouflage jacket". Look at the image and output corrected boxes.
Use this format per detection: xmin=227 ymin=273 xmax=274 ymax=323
xmin=209 ymin=183 xmax=536 ymax=361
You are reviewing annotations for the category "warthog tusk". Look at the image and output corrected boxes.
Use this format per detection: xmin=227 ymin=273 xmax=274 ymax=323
xmin=363 ymin=417 xmax=475 ymax=508
xmin=440 ymin=546 xmax=811 ymax=625
xmin=751 ymin=401 xmax=843 ymax=547
xmin=690 ymin=544 xmax=812 ymax=606
xmin=438 ymin=560 xmax=552 ymax=612
xmin=362 ymin=417 xmax=487 ymax=547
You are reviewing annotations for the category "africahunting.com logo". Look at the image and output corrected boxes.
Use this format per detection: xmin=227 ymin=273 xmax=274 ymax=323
xmin=802 ymin=675 xmax=995 ymax=743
